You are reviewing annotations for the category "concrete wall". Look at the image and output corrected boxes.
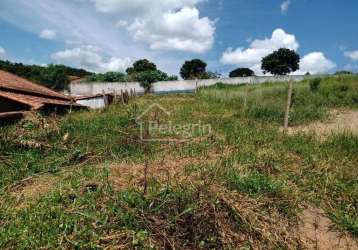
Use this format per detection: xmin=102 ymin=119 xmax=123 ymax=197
xmin=70 ymin=75 xmax=309 ymax=96
xmin=76 ymin=96 xmax=107 ymax=109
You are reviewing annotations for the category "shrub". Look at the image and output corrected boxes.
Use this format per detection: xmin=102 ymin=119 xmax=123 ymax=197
xmin=229 ymin=68 xmax=255 ymax=77
xmin=309 ymin=78 xmax=321 ymax=92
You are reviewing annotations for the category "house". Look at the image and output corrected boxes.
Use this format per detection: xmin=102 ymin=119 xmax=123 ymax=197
xmin=0 ymin=70 xmax=82 ymax=120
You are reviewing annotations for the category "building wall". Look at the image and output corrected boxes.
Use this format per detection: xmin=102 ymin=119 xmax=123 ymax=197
xmin=70 ymin=75 xmax=311 ymax=96
xmin=76 ymin=96 xmax=107 ymax=109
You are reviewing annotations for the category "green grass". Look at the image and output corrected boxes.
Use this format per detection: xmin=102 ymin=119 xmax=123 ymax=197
xmin=0 ymin=76 xmax=357 ymax=248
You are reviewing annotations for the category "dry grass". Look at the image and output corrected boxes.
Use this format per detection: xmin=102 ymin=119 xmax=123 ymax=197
xmin=299 ymin=205 xmax=358 ymax=250
xmin=285 ymin=109 xmax=358 ymax=137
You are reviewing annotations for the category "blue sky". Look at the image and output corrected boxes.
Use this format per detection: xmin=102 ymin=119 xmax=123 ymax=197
xmin=0 ymin=0 xmax=357 ymax=76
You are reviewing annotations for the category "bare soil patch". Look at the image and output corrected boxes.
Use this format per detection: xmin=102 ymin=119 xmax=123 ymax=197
xmin=108 ymin=148 xmax=229 ymax=191
xmin=299 ymin=205 xmax=358 ymax=250
xmin=286 ymin=110 xmax=358 ymax=137
xmin=9 ymin=173 xmax=65 ymax=208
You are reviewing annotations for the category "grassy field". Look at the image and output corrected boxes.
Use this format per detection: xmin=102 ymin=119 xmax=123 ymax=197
xmin=0 ymin=76 xmax=357 ymax=249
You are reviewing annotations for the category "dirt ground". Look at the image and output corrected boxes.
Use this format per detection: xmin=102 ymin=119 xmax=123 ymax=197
xmin=299 ymin=205 xmax=358 ymax=250
xmin=286 ymin=110 xmax=358 ymax=137
xmin=7 ymin=146 xmax=358 ymax=249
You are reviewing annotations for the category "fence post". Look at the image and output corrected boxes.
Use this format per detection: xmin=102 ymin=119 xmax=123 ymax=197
xmin=284 ymin=76 xmax=293 ymax=132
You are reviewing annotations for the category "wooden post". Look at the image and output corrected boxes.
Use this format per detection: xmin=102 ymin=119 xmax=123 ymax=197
xmin=120 ymin=90 xmax=124 ymax=104
xmin=284 ymin=77 xmax=293 ymax=132
xmin=195 ymin=78 xmax=198 ymax=93
xmin=102 ymin=90 xmax=108 ymax=108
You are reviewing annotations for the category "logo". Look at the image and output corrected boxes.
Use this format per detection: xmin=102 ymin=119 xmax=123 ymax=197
xmin=135 ymin=103 xmax=212 ymax=142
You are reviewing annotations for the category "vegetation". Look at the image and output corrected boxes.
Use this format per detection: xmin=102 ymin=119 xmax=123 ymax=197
xmin=229 ymin=68 xmax=255 ymax=77
xmin=261 ymin=48 xmax=300 ymax=75
xmin=0 ymin=76 xmax=357 ymax=249
xmin=126 ymin=59 xmax=157 ymax=75
xmin=335 ymin=70 xmax=353 ymax=75
xmin=84 ymin=59 xmax=178 ymax=91
xmin=85 ymin=72 xmax=127 ymax=82
xmin=180 ymin=59 xmax=208 ymax=80
xmin=126 ymin=59 xmax=177 ymax=93
xmin=0 ymin=60 xmax=91 ymax=90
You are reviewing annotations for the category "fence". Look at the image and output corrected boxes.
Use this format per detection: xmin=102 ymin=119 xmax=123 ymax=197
xmin=70 ymin=75 xmax=311 ymax=96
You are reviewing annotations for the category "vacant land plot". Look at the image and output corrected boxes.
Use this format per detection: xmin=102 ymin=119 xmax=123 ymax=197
xmin=0 ymin=76 xmax=357 ymax=249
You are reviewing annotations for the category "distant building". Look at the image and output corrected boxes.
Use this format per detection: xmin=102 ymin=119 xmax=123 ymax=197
xmin=0 ymin=70 xmax=82 ymax=120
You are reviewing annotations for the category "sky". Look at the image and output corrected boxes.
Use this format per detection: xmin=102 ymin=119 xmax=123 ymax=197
xmin=0 ymin=0 xmax=358 ymax=76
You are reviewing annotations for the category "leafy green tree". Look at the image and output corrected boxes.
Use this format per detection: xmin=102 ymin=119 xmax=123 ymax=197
xmin=261 ymin=48 xmax=300 ymax=75
xmin=41 ymin=65 xmax=70 ymax=90
xmin=229 ymin=68 xmax=255 ymax=77
xmin=125 ymin=59 xmax=177 ymax=93
xmin=334 ymin=70 xmax=353 ymax=75
xmin=180 ymin=59 xmax=207 ymax=80
xmin=86 ymin=72 xmax=127 ymax=82
xmin=0 ymin=60 xmax=91 ymax=90
xmin=133 ymin=70 xmax=169 ymax=93
xmin=126 ymin=59 xmax=157 ymax=75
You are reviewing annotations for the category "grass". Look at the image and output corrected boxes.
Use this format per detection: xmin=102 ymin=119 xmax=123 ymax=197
xmin=0 ymin=76 xmax=357 ymax=248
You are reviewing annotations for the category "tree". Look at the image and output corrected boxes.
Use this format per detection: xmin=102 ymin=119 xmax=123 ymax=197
xmin=334 ymin=70 xmax=353 ymax=75
xmin=229 ymin=68 xmax=255 ymax=77
xmin=125 ymin=59 xmax=176 ymax=93
xmin=0 ymin=60 xmax=91 ymax=90
xmin=40 ymin=65 xmax=70 ymax=90
xmin=261 ymin=48 xmax=300 ymax=75
xmin=126 ymin=59 xmax=157 ymax=75
xmin=133 ymin=70 xmax=169 ymax=93
xmin=180 ymin=59 xmax=207 ymax=80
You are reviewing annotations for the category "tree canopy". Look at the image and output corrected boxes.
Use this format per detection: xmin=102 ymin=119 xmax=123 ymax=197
xmin=180 ymin=59 xmax=207 ymax=80
xmin=229 ymin=68 xmax=255 ymax=78
xmin=261 ymin=48 xmax=300 ymax=75
xmin=334 ymin=70 xmax=353 ymax=75
xmin=125 ymin=59 xmax=177 ymax=93
xmin=0 ymin=60 xmax=91 ymax=90
xmin=126 ymin=59 xmax=157 ymax=75
xmin=86 ymin=72 xmax=127 ymax=82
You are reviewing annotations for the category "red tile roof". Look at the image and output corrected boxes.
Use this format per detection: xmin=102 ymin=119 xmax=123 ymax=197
xmin=0 ymin=90 xmax=81 ymax=110
xmin=0 ymin=70 xmax=82 ymax=112
xmin=0 ymin=70 xmax=70 ymax=100
xmin=0 ymin=111 xmax=26 ymax=120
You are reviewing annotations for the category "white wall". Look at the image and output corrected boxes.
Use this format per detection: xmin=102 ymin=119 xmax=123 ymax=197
xmin=70 ymin=75 xmax=309 ymax=96
xmin=76 ymin=96 xmax=106 ymax=109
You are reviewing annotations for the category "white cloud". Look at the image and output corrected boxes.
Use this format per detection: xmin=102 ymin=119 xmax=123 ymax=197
xmin=128 ymin=7 xmax=215 ymax=53
xmin=221 ymin=28 xmax=335 ymax=75
xmin=0 ymin=46 xmax=6 ymax=59
xmin=92 ymin=0 xmax=202 ymax=14
xmin=298 ymin=52 xmax=336 ymax=74
xmin=51 ymin=45 xmax=131 ymax=73
xmin=93 ymin=0 xmax=215 ymax=53
xmin=344 ymin=50 xmax=358 ymax=61
xmin=221 ymin=28 xmax=299 ymax=73
xmin=280 ymin=0 xmax=291 ymax=14
xmin=39 ymin=29 xmax=56 ymax=40
xmin=116 ymin=20 xmax=128 ymax=28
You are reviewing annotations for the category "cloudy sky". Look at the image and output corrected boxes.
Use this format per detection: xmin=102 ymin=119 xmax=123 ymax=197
xmin=0 ymin=0 xmax=357 ymax=76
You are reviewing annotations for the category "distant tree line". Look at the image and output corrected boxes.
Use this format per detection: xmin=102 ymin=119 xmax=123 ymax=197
xmin=2 ymin=50 xmax=355 ymax=94
xmin=0 ymin=60 xmax=91 ymax=90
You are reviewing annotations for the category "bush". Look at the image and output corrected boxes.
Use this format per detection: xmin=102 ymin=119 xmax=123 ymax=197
xmin=229 ymin=68 xmax=255 ymax=77
xmin=309 ymin=78 xmax=321 ymax=92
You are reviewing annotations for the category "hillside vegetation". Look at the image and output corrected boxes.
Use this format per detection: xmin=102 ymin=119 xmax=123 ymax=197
xmin=0 ymin=60 xmax=91 ymax=90
xmin=0 ymin=76 xmax=357 ymax=249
